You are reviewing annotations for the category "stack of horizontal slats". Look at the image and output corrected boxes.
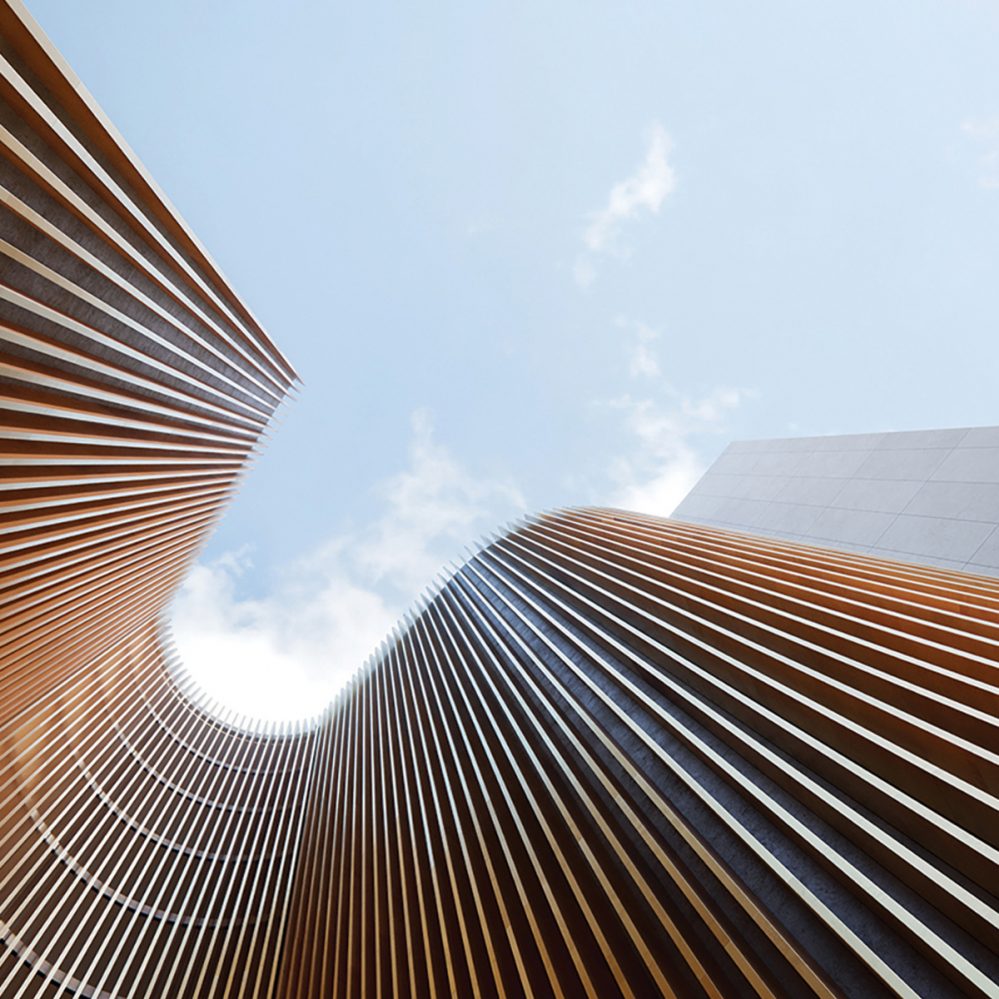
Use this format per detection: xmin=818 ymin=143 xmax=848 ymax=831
xmin=0 ymin=2 xmax=312 ymax=995
xmin=0 ymin=0 xmax=296 ymax=723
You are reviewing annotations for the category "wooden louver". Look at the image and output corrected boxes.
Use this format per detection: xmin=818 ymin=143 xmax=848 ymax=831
xmin=1 ymin=2 xmax=998 ymax=996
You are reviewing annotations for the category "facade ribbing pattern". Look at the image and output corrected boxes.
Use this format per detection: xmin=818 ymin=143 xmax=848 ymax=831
xmin=1 ymin=2 xmax=998 ymax=996
xmin=279 ymin=511 xmax=999 ymax=998
xmin=0 ymin=2 xmax=308 ymax=993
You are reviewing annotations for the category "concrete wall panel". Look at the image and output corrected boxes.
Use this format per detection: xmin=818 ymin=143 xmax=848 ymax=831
xmin=674 ymin=426 xmax=999 ymax=578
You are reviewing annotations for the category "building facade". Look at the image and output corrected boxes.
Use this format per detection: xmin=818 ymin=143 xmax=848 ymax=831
xmin=0 ymin=2 xmax=997 ymax=996
xmin=673 ymin=428 xmax=999 ymax=576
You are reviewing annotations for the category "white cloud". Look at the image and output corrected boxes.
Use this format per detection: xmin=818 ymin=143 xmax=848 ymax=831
xmin=604 ymin=386 xmax=746 ymax=516
xmin=596 ymin=388 xmax=747 ymax=517
xmin=961 ymin=116 xmax=999 ymax=189
xmin=350 ymin=408 xmax=525 ymax=594
xmin=168 ymin=409 xmax=525 ymax=722
xmin=167 ymin=550 xmax=395 ymax=725
xmin=598 ymin=320 xmax=749 ymax=516
xmin=619 ymin=317 xmax=661 ymax=378
xmin=585 ymin=124 xmax=676 ymax=251
xmin=575 ymin=123 xmax=676 ymax=286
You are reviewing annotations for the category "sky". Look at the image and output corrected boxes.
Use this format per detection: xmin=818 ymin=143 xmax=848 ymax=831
xmin=30 ymin=0 xmax=999 ymax=719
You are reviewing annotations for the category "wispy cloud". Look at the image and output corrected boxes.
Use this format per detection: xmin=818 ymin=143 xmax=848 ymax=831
xmin=348 ymin=409 xmax=525 ymax=594
xmin=618 ymin=317 xmax=661 ymax=378
xmin=599 ymin=319 xmax=749 ymax=515
xmin=605 ymin=386 xmax=746 ymax=516
xmin=584 ymin=124 xmax=676 ymax=251
xmin=575 ymin=123 xmax=676 ymax=286
xmin=961 ymin=116 xmax=999 ymax=189
xmin=169 ymin=409 xmax=525 ymax=721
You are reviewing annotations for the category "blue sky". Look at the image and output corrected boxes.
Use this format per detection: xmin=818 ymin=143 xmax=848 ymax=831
xmin=31 ymin=0 xmax=999 ymax=718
